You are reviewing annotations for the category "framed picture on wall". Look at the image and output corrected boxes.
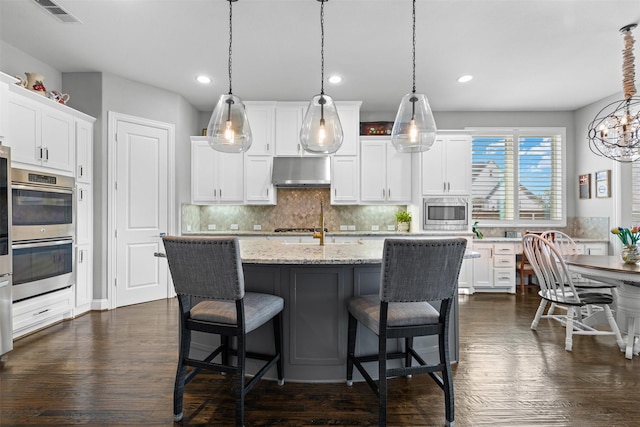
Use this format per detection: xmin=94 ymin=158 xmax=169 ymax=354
xmin=579 ymin=173 xmax=591 ymax=199
xmin=596 ymin=170 xmax=611 ymax=198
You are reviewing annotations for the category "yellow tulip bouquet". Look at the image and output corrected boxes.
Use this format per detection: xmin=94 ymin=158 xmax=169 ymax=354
xmin=611 ymin=226 xmax=640 ymax=245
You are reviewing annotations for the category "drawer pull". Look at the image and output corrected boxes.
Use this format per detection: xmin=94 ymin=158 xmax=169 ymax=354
xmin=34 ymin=308 xmax=51 ymax=316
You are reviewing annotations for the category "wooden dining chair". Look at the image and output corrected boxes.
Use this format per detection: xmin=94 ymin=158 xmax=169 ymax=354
xmin=516 ymin=231 xmax=540 ymax=293
xmin=523 ymin=233 xmax=624 ymax=352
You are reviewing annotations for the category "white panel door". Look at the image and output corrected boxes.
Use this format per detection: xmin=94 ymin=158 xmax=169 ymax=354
xmin=115 ymin=119 xmax=169 ymax=307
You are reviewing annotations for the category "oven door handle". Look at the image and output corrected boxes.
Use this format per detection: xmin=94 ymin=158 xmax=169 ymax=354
xmin=11 ymin=183 xmax=74 ymax=195
xmin=12 ymin=239 xmax=74 ymax=249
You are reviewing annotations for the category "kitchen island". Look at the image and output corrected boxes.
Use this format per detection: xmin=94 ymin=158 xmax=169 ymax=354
xmin=190 ymin=238 xmax=473 ymax=383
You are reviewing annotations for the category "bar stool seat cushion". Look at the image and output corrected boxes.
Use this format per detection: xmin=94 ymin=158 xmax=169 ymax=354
xmin=191 ymin=292 xmax=284 ymax=333
xmin=348 ymin=295 xmax=440 ymax=335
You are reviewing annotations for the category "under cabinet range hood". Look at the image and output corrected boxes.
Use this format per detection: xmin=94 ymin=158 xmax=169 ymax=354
xmin=272 ymin=156 xmax=331 ymax=187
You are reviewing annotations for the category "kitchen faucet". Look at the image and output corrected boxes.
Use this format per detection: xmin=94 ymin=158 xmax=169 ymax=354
xmin=313 ymin=198 xmax=325 ymax=246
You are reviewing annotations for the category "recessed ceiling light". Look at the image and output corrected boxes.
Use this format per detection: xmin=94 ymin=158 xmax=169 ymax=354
xmin=457 ymin=75 xmax=473 ymax=83
xmin=196 ymin=75 xmax=212 ymax=84
xmin=328 ymin=75 xmax=342 ymax=84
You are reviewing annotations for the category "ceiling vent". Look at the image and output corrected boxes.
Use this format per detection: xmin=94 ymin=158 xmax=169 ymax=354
xmin=32 ymin=0 xmax=82 ymax=23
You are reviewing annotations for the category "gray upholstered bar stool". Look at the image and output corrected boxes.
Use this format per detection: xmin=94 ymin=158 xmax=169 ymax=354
xmin=162 ymin=236 xmax=284 ymax=427
xmin=346 ymin=238 xmax=467 ymax=427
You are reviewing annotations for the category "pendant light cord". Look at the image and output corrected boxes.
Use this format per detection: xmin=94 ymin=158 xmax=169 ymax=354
xmin=320 ymin=0 xmax=325 ymax=96
xmin=622 ymin=26 xmax=637 ymax=101
xmin=412 ymin=0 xmax=416 ymax=95
xmin=227 ymin=0 xmax=233 ymax=95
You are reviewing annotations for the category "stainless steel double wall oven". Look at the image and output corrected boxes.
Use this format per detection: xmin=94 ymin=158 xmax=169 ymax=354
xmin=11 ymin=168 xmax=75 ymax=302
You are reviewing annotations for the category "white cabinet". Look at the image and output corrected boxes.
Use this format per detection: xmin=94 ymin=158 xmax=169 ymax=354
xmin=245 ymin=156 xmax=276 ymax=204
xmin=0 ymin=79 xmax=8 ymax=141
xmin=245 ymin=101 xmax=275 ymax=156
xmin=421 ymin=134 xmax=472 ymax=195
xmin=7 ymin=92 xmax=75 ymax=174
xmin=472 ymin=242 xmax=516 ymax=293
xmin=334 ymin=101 xmax=361 ymax=156
xmin=331 ymin=156 xmax=359 ymax=204
xmin=75 ymin=181 xmax=93 ymax=314
xmin=360 ymin=136 xmax=411 ymax=203
xmin=191 ymin=137 xmax=244 ymax=204
xmin=12 ymin=287 xmax=74 ymax=339
xmin=75 ymin=119 xmax=93 ymax=184
xmin=274 ymin=102 xmax=307 ymax=156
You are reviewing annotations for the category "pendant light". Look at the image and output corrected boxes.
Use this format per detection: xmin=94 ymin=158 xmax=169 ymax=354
xmin=300 ymin=0 xmax=343 ymax=154
xmin=588 ymin=24 xmax=640 ymax=162
xmin=390 ymin=0 xmax=437 ymax=153
xmin=207 ymin=0 xmax=252 ymax=153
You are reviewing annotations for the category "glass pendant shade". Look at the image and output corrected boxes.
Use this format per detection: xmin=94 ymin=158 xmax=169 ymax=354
xmin=300 ymin=94 xmax=343 ymax=154
xmin=391 ymin=92 xmax=437 ymax=153
xmin=207 ymin=94 xmax=252 ymax=153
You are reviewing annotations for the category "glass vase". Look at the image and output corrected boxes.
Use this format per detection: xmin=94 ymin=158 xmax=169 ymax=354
xmin=621 ymin=244 xmax=640 ymax=264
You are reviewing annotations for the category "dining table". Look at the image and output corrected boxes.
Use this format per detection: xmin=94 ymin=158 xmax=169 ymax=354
xmin=564 ymin=255 xmax=640 ymax=359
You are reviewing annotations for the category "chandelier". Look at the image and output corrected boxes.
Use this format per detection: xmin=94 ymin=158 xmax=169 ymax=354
xmin=588 ymin=24 xmax=640 ymax=162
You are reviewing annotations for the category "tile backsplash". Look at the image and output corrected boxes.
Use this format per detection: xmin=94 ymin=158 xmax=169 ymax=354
xmin=473 ymin=216 xmax=610 ymax=239
xmin=182 ymin=188 xmax=406 ymax=233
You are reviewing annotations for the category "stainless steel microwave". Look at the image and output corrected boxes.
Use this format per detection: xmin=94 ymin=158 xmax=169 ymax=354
xmin=423 ymin=197 xmax=469 ymax=231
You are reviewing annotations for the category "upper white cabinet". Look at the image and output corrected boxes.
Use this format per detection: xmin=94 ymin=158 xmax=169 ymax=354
xmin=331 ymin=156 xmax=359 ymax=204
xmin=8 ymin=91 xmax=75 ymax=174
xmin=245 ymin=155 xmax=276 ymax=204
xmin=334 ymin=101 xmax=362 ymax=156
xmin=274 ymin=102 xmax=307 ymax=156
xmin=421 ymin=133 xmax=472 ymax=195
xmin=245 ymin=101 xmax=275 ymax=156
xmin=0 ymin=80 xmax=8 ymax=141
xmin=191 ymin=137 xmax=244 ymax=204
xmin=360 ymin=136 xmax=411 ymax=203
xmin=75 ymin=119 xmax=93 ymax=184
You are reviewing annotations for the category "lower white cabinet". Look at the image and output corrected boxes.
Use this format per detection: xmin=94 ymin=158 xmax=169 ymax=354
xmin=13 ymin=287 xmax=74 ymax=339
xmin=472 ymin=242 xmax=516 ymax=293
xmin=75 ymin=245 xmax=93 ymax=314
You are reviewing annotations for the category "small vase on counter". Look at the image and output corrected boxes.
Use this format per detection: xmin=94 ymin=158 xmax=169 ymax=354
xmin=621 ymin=244 xmax=640 ymax=264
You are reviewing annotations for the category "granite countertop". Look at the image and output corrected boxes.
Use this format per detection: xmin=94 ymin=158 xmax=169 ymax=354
xmin=240 ymin=239 xmax=480 ymax=265
xmin=184 ymin=230 xmax=474 ymax=238
xmin=474 ymin=237 xmax=608 ymax=243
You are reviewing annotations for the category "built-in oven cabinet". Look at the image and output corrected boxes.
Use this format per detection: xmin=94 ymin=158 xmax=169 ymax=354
xmin=7 ymin=92 xmax=75 ymax=174
xmin=75 ymin=119 xmax=93 ymax=184
xmin=360 ymin=136 xmax=412 ymax=204
xmin=420 ymin=133 xmax=472 ymax=196
xmin=12 ymin=286 xmax=73 ymax=339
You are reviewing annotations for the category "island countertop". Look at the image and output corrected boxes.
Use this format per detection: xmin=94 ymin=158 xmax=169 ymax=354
xmin=239 ymin=238 xmax=479 ymax=265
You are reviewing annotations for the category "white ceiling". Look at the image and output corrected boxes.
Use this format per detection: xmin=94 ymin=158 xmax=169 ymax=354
xmin=1 ymin=0 xmax=639 ymax=113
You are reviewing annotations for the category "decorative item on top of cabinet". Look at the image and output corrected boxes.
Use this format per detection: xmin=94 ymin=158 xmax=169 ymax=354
xmin=191 ymin=137 xmax=244 ymax=204
xmin=360 ymin=136 xmax=411 ymax=204
xmin=421 ymin=132 xmax=472 ymax=195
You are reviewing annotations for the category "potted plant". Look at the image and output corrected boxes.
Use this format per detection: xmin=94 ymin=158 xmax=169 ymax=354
xmin=395 ymin=211 xmax=411 ymax=232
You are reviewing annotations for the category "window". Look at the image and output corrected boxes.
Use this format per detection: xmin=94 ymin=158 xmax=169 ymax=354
xmin=633 ymin=161 xmax=640 ymax=224
xmin=471 ymin=128 xmax=565 ymax=227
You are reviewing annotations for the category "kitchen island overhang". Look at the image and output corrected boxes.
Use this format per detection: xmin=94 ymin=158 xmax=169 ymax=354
xmin=188 ymin=238 xmax=477 ymax=383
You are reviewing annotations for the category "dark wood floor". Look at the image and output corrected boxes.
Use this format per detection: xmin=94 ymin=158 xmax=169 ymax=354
xmin=1 ymin=288 xmax=639 ymax=426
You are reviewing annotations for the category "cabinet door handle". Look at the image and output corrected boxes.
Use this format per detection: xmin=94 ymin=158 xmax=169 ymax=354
xmin=388 ymin=188 xmax=391 ymax=199
xmin=219 ymin=189 xmax=222 ymax=198
xmin=79 ymin=165 xmax=84 ymax=177
xmin=44 ymin=147 xmax=49 ymax=161
xmin=39 ymin=146 xmax=44 ymax=160
xmin=443 ymin=182 xmax=447 ymax=192
xmin=266 ymin=143 xmax=270 ymax=153
xmin=297 ymin=144 xmax=300 ymax=153
xmin=266 ymin=188 xmax=269 ymax=197
xmin=447 ymin=182 xmax=451 ymax=191
xmin=214 ymin=189 xmax=217 ymax=198
xmin=79 ymin=189 xmax=84 ymax=201
xmin=80 ymin=250 xmax=84 ymax=263
xmin=334 ymin=188 xmax=337 ymax=197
